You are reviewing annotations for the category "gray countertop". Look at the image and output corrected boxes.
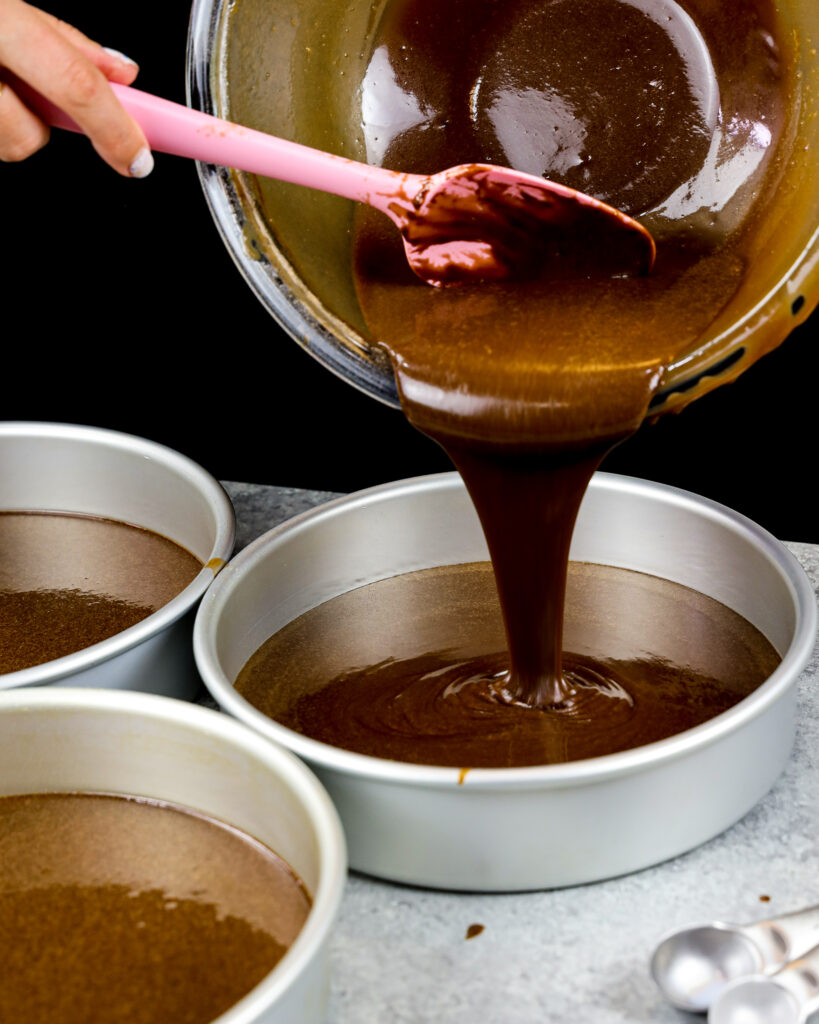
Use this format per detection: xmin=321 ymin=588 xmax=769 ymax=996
xmin=221 ymin=481 xmax=819 ymax=1024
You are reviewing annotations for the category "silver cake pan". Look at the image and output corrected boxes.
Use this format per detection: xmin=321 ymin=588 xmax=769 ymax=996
xmin=194 ymin=471 xmax=816 ymax=891
xmin=0 ymin=687 xmax=346 ymax=1024
xmin=0 ymin=421 xmax=235 ymax=697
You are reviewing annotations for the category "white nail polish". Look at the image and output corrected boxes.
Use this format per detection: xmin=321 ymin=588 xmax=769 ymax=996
xmin=129 ymin=147 xmax=154 ymax=179
xmin=103 ymin=46 xmax=138 ymax=67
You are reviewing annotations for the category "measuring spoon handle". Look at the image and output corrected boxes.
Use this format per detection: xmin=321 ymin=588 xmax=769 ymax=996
xmin=744 ymin=904 xmax=819 ymax=969
xmin=772 ymin=943 xmax=819 ymax=1018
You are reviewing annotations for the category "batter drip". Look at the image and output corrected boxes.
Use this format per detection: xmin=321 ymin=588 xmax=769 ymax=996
xmin=238 ymin=0 xmax=790 ymax=763
xmin=352 ymin=0 xmax=787 ymax=705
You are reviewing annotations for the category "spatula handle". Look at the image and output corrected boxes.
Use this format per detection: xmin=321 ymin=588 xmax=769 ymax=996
xmin=16 ymin=78 xmax=416 ymax=208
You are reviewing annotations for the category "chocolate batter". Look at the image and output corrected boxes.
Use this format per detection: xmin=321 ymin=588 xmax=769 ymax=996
xmin=351 ymin=0 xmax=788 ymax=704
xmin=0 ymin=512 xmax=203 ymax=674
xmin=236 ymin=562 xmax=780 ymax=767
xmin=0 ymin=792 xmax=310 ymax=1023
xmin=239 ymin=0 xmax=791 ymax=763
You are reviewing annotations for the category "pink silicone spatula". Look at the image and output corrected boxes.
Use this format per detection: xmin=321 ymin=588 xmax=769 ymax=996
xmin=26 ymin=82 xmax=656 ymax=287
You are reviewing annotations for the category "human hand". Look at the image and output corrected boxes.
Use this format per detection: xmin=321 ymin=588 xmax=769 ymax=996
xmin=0 ymin=0 xmax=152 ymax=176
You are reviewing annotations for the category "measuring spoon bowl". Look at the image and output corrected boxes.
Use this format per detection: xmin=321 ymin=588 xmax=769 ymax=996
xmin=709 ymin=978 xmax=804 ymax=1024
xmin=652 ymin=924 xmax=764 ymax=1012
xmin=652 ymin=904 xmax=819 ymax=1012
xmin=708 ymin=944 xmax=819 ymax=1024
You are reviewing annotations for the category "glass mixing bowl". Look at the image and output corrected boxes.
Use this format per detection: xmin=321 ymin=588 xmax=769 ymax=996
xmin=187 ymin=0 xmax=818 ymax=414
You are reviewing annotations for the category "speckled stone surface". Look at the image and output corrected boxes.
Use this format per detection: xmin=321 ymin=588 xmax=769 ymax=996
xmin=221 ymin=482 xmax=819 ymax=1024
xmin=223 ymin=481 xmax=343 ymax=554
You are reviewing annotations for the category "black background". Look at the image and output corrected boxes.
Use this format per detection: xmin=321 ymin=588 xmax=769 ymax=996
xmin=4 ymin=0 xmax=818 ymax=539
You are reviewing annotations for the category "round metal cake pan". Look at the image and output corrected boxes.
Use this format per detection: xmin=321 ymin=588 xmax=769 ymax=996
xmin=0 ymin=422 xmax=235 ymax=697
xmin=0 ymin=687 xmax=346 ymax=1024
xmin=194 ymin=471 xmax=816 ymax=891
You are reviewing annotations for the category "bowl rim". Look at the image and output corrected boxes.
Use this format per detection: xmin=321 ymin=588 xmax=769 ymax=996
xmin=194 ymin=470 xmax=817 ymax=790
xmin=0 ymin=685 xmax=347 ymax=1023
xmin=0 ymin=421 xmax=236 ymax=691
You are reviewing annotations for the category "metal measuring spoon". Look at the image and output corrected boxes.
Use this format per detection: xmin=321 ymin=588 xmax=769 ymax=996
xmin=707 ymin=944 xmax=819 ymax=1024
xmin=651 ymin=904 xmax=819 ymax=1012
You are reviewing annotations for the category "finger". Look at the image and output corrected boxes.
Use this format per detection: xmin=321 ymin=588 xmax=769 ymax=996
xmin=0 ymin=1 xmax=151 ymax=176
xmin=35 ymin=8 xmax=140 ymax=86
xmin=0 ymin=77 xmax=50 ymax=162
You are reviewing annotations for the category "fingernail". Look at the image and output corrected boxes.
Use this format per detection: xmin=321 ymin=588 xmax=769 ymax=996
xmin=129 ymin=147 xmax=154 ymax=179
xmin=104 ymin=47 xmax=138 ymax=68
